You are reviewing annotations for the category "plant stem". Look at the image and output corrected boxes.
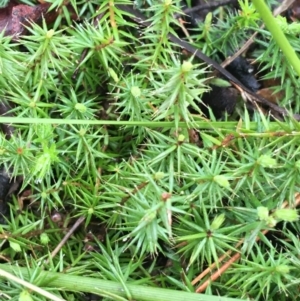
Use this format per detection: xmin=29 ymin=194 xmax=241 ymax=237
xmin=0 ymin=116 xmax=280 ymax=130
xmin=252 ymin=0 xmax=300 ymax=76
xmin=0 ymin=268 xmax=64 ymax=301
xmin=0 ymin=264 xmax=244 ymax=301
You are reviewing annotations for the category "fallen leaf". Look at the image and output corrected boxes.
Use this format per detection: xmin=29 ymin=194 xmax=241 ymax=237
xmin=0 ymin=1 xmax=57 ymax=38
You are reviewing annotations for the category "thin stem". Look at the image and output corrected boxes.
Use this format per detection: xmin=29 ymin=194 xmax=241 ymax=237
xmin=221 ymin=0 xmax=295 ymax=68
xmin=0 ymin=116 xmax=282 ymax=131
xmin=252 ymin=0 xmax=300 ymax=76
xmin=45 ymin=216 xmax=85 ymax=264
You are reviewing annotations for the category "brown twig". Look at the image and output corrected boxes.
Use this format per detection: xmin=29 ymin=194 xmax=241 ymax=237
xmin=120 ymin=181 xmax=149 ymax=205
xmin=46 ymin=215 xmax=85 ymax=263
xmin=178 ymin=17 xmax=193 ymax=43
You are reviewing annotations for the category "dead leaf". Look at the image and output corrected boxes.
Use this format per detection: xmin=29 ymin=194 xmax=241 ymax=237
xmin=0 ymin=1 xmax=57 ymax=38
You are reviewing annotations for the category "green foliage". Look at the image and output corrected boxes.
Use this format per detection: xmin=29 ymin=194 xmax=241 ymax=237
xmin=0 ymin=0 xmax=300 ymax=300
xmin=226 ymin=247 xmax=295 ymax=299
xmin=0 ymin=0 xmax=9 ymax=8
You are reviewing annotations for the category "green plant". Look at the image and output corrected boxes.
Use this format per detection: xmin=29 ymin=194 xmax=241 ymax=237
xmin=252 ymin=0 xmax=300 ymax=76
xmin=0 ymin=0 xmax=300 ymax=300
